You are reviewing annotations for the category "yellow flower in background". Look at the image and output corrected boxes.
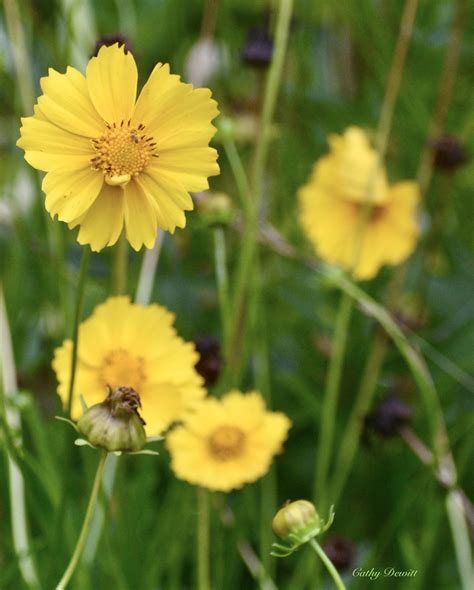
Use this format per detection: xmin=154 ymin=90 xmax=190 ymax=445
xmin=298 ymin=126 xmax=420 ymax=280
xmin=17 ymin=44 xmax=220 ymax=251
xmin=167 ymin=391 xmax=291 ymax=492
xmin=53 ymin=296 xmax=205 ymax=435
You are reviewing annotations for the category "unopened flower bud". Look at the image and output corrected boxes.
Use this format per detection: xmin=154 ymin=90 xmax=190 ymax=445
xmin=77 ymin=386 xmax=146 ymax=452
xmin=272 ymin=500 xmax=319 ymax=539
xmin=198 ymin=191 xmax=235 ymax=228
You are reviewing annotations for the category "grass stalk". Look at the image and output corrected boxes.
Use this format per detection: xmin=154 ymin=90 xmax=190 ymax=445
xmin=66 ymin=247 xmax=91 ymax=415
xmin=0 ymin=286 xmax=41 ymax=590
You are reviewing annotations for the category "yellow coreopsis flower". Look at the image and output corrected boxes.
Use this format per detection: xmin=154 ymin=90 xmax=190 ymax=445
xmin=17 ymin=44 xmax=220 ymax=251
xmin=53 ymin=296 xmax=205 ymax=435
xmin=298 ymin=126 xmax=420 ymax=280
xmin=167 ymin=391 xmax=291 ymax=492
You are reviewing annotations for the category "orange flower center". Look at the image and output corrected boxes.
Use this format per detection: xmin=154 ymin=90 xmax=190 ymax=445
xmin=91 ymin=121 xmax=158 ymax=187
xmin=351 ymin=201 xmax=386 ymax=223
xmin=99 ymin=348 xmax=146 ymax=392
xmin=208 ymin=425 xmax=246 ymax=461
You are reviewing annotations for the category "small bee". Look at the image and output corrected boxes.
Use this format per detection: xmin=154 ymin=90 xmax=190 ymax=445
xmin=130 ymin=130 xmax=139 ymax=143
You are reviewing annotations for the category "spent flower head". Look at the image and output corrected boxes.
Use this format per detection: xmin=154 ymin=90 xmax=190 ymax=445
xmin=17 ymin=44 xmax=220 ymax=251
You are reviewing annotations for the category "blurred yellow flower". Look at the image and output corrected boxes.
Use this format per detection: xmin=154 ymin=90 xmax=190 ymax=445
xmin=298 ymin=126 xmax=420 ymax=280
xmin=167 ymin=391 xmax=291 ymax=492
xmin=17 ymin=44 xmax=220 ymax=251
xmin=53 ymin=296 xmax=205 ymax=435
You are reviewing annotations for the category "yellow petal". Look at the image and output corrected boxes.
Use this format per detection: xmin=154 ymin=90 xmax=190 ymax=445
xmin=86 ymin=44 xmax=137 ymax=124
xmin=38 ymin=66 xmax=104 ymax=137
xmin=17 ymin=116 xmax=92 ymax=172
xmin=123 ymin=181 xmax=158 ymax=251
xmin=43 ymin=165 xmax=103 ymax=222
xmin=148 ymin=147 xmax=219 ymax=192
xmin=150 ymin=87 xmax=219 ymax=149
xmin=135 ymin=171 xmax=190 ymax=232
xmin=132 ymin=63 xmax=182 ymax=129
xmin=75 ymin=184 xmax=125 ymax=251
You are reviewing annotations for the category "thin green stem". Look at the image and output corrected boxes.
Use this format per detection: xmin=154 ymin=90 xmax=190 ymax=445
xmin=309 ymin=539 xmax=346 ymax=590
xmin=314 ymin=292 xmax=353 ymax=506
xmin=221 ymin=136 xmax=252 ymax=217
xmin=113 ymin=232 xmax=128 ymax=296
xmin=66 ymin=248 xmax=91 ymax=415
xmin=197 ymin=487 xmax=210 ymax=590
xmin=56 ymin=450 xmax=108 ymax=590
xmin=227 ymin=0 xmax=293 ymax=382
xmin=213 ymin=227 xmax=231 ymax=354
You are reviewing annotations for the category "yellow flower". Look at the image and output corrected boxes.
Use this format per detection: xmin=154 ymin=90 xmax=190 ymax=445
xmin=298 ymin=126 xmax=420 ymax=280
xmin=17 ymin=44 xmax=220 ymax=251
xmin=167 ymin=391 xmax=291 ymax=492
xmin=53 ymin=296 xmax=205 ymax=435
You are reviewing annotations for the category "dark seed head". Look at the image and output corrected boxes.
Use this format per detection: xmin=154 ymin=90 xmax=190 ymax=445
xmin=194 ymin=335 xmax=222 ymax=387
xmin=364 ymin=394 xmax=412 ymax=438
xmin=241 ymin=27 xmax=273 ymax=68
xmin=431 ymin=135 xmax=468 ymax=171
xmin=93 ymin=33 xmax=134 ymax=57
xmin=322 ymin=536 xmax=356 ymax=572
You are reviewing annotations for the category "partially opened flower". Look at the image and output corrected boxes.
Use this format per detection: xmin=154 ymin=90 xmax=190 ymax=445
xmin=298 ymin=126 xmax=420 ymax=280
xmin=53 ymin=296 xmax=205 ymax=435
xmin=17 ymin=44 xmax=220 ymax=251
xmin=167 ymin=390 xmax=291 ymax=492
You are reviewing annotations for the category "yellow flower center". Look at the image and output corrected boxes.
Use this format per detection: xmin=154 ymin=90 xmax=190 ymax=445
xmin=91 ymin=121 xmax=158 ymax=187
xmin=100 ymin=348 xmax=146 ymax=392
xmin=351 ymin=201 xmax=386 ymax=223
xmin=208 ymin=425 xmax=246 ymax=461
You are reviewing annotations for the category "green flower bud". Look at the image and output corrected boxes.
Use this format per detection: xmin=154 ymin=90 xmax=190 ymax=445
xmin=77 ymin=386 xmax=146 ymax=452
xmin=198 ymin=191 xmax=235 ymax=228
xmin=272 ymin=500 xmax=320 ymax=540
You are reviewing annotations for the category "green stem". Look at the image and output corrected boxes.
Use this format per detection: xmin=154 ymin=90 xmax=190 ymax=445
xmin=113 ymin=232 xmax=128 ymax=296
xmin=197 ymin=487 xmax=210 ymax=590
xmin=56 ymin=450 xmax=108 ymax=590
xmin=66 ymin=248 xmax=91 ymax=415
xmin=213 ymin=227 xmax=231 ymax=354
xmin=314 ymin=291 xmax=353 ymax=507
xmin=309 ymin=539 xmax=346 ymax=590
xmin=446 ymin=490 xmax=474 ymax=590
xmin=227 ymin=0 xmax=293 ymax=382
xmin=135 ymin=230 xmax=164 ymax=305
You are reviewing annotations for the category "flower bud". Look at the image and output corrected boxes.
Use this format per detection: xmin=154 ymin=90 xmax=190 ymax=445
xmin=77 ymin=386 xmax=146 ymax=452
xmin=241 ymin=27 xmax=273 ymax=68
xmin=198 ymin=191 xmax=235 ymax=228
xmin=364 ymin=394 xmax=412 ymax=438
xmin=272 ymin=500 xmax=319 ymax=539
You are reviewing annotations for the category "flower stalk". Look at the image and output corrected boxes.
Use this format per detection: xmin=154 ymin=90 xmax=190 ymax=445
xmin=309 ymin=539 xmax=346 ymax=590
xmin=197 ymin=487 xmax=211 ymax=590
xmin=66 ymin=247 xmax=91 ymax=415
xmin=56 ymin=450 xmax=108 ymax=590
